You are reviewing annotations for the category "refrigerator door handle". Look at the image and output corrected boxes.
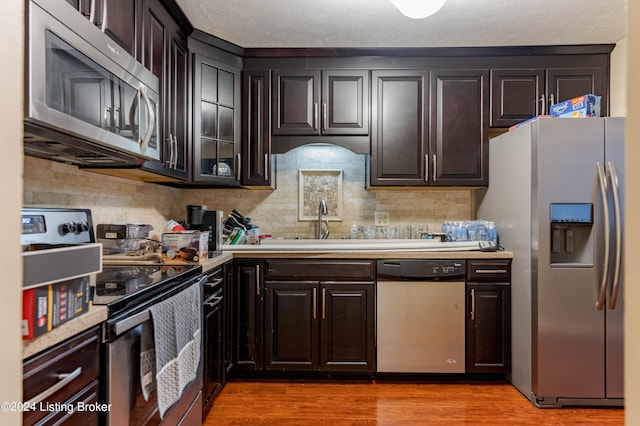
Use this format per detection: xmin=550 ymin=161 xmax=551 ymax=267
xmin=596 ymin=162 xmax=610 ymax=311
xmin=607 ymin=161 xmax=622 ymax=310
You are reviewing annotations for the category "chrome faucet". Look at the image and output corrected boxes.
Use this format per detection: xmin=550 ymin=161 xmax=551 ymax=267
xmin=317 ymin=199 xmax=330 ymax=239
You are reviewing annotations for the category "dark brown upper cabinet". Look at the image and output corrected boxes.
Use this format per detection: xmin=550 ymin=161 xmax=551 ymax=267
xmin=65 ymin=0 xmax=136 ymax=55
xmin=136 ymin=0 xmax=190 ymax=180
xmin=242 ymin=69 xmax=274 ymax=187
xmin=370 ymin=70 xmax=429 ymax=186
xmin=192 ymin=54 xmax=241 ymax=184
xmin=491 ymin=65 xmax=607 ymax=128
xmin=272 ymin=69 xmax=369 ymax=137
xmin=490 ymin=69 xmax=545 ymax=128
xmin=546 ymin=67 xmax=605 ymax=113
xmin=430 ymin=69 xmax=489 ymax=186
xmin=371 ymin=68 xmax=488 ymax=187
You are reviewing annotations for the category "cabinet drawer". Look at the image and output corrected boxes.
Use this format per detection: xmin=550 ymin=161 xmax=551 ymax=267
xmin=467 ymin=260 xmax=511 ymax=282
xmin=23 ymin=326 xmax=100 ymax=425
xmin=265 ymin=259 xmax=374 ymax=280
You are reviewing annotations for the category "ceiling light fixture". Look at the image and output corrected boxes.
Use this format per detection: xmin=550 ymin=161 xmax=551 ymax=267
xmin=389 ymin=0 xmax=447 ymax=19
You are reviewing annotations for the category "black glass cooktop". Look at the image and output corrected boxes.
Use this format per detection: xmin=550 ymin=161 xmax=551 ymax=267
xmin=92 ymin=264 xmax=202 ymax=316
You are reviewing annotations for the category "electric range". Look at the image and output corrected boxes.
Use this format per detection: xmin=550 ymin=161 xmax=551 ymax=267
xmin=92 ymin=263 xmax=203 ymax=317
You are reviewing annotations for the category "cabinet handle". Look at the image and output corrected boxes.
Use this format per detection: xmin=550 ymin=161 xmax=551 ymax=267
xmin=166 ymin=134 xmax=174 ymax=168
xmin=255 ymin=264 xmax=260 ymax=297
xmin=323 ymin=103 xmax=328 ymax=131
xmin=100 ymin=0 xmax=108 ymax=32
xmin=322 ymin=288 xmax=326 ymax=320
xmin=424 ymin=155 xmax=429 ymax=182
xmin=470 ymin=289 xmax=475 ymax=321
xmin=432 ymin=154 xmax=437 ymax=182
xmin=103 ymin=106 xmax=111 ymax=128
xmin=475 ymin=269 xmax=508 ymax=274
xmin=236 ymin=153 xmax=242 ymax=182
xmin=264 ymin=154 xmax=269 ymax=181
xmin=549 ymin=94 xmax=555 ymax=107
xmin=25 ymin=367 xmax=82 ymax=406
xmin=114 ymin=106 xmax=120 ymax=132
xmin=313 ymin=102 xmax=318 ymax=130
xmin=540 ymin=94 xmax=546 ymax=115
xmin=89 ymin=0 xmax=96 ymax=24
xmin=313 ymin=288 xmax=317 ymax=320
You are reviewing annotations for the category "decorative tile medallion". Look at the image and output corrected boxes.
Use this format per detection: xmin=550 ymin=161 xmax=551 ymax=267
xmin=298 ymin=169 xmax=343 ymax=221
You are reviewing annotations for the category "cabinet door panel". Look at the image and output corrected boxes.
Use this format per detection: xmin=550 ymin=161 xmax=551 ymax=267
xmin=546 ymin=68 xmax=604 ymax=110
xmin=490 ymin=69 xmax=544 ymax=127
xmin=242 ymin=70 xmax=272 ymax=186
xmin=321 ymin=283 xmax=375 ymax=372
xmin=265 ymin=282 xmax=319 ymax=370
xmin=430 ymin=69 xmax=488 ymax=186
xmin=235 ymin=262 xmax=263 ymax=371
xmin=101 ymin=0 xmax=136 ymax=55
xmin=322 ymin=70 xmax=369 ymax=136
xmin=272 ymin=71 xmax=320 ymax=135
xmin=371 ymin=70 xmax=428 ymax=186
xmin=466 ymin=283 xmax=511 ymax=373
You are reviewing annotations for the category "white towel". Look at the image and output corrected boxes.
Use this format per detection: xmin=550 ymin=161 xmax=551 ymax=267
xmin=141 ymin=282 xmax=201 ymax=419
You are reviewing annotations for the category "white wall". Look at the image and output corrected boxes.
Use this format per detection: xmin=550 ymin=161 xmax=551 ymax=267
xmin=625 ymin=2 xmax=639 ymax=424
xmin=0 ymin=2 xmax=24 ymax=425
xmin=610 ymin=37 xmax=628 ymax=116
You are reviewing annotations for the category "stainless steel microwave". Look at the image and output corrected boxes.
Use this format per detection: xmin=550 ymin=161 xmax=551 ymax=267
xmin=24 ymin=0 xmax=161 ymax=166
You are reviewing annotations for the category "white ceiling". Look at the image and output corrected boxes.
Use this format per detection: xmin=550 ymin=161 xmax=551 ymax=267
xmin=174 ymin=0 xmax=627 ymax=49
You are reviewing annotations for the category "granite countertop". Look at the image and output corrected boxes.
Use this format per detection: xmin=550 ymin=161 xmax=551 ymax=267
xmin=23 ymin=247 xmax=510 ymax=358
xmin=22 ymin=303 xmax=108 ymax=360
xmin=223 ymin=240 xmax=513 ymax=259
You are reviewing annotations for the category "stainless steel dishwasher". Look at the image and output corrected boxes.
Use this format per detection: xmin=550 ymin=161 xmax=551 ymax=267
xmin=376 ymin=259 xmax=467 ymax=373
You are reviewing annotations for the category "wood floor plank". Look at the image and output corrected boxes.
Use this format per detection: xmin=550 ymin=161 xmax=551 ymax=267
xmin=204 ymin=380 xmax=624 ymax=425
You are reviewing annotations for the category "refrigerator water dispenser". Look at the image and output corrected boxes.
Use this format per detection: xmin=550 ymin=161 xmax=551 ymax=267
xmin=549 ymin=203 xmax=593 ymax=265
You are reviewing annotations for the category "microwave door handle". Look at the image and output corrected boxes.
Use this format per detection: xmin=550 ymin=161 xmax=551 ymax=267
xmin=139 ymin=84 xmax=155 ymax=154
xmin=128 ymin=88 xmax=140 ymax=141
xmin=596 ymin=162 xmax=610 ymax=311
xmin=608 ymin=161 xmax=622 ymax=309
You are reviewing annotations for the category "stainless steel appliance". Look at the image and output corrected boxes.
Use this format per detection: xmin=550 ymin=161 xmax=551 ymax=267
xmin=478 ymin=117 xmax=624 ymax=407
xmin=184 ymin=205 xmax=224 ymax=257
xmin=25 ymin=0 xmax=160 ymax=166
xmin=21 ymin=207 xmax=102 ymax=339
xmin=376 ymin=259 xmax=466 ymax=373
xmin=94 ymin=264 xmax=205 ymax=425
xmin=22 ymin=207 xmax=102 ymax=288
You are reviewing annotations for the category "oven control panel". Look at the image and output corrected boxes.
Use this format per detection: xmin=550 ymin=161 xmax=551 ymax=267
xmin=21 ymin=208 xmax=95 ymax=246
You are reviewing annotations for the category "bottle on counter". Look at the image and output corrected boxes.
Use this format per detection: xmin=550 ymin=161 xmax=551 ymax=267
xmin=350 ymin=222 xmax=359 ymax=239
xmin=486 ymin=221 xmax=498 ymax=244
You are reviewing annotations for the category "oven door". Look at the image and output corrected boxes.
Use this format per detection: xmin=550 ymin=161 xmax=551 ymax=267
xmin=26 ymin=0 xmax=160 ymax=162
xmin=103 ymin=276 xmax=205 ymax=425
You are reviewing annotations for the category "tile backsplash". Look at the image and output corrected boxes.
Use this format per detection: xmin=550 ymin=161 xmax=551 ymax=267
xmin=24 ymin=144 xmax=477 ymax=240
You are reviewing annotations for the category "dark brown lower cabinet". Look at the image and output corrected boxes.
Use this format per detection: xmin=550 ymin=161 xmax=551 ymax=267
xmin=265 ymin=280 xmax=375 ymax=373
xmin=233 ymin=260 xmax=264 ymax=372
xmin=23 ymin=326 xmax=101 ymax=426
xmin=466 ymin=260 xmax=512 ymax=374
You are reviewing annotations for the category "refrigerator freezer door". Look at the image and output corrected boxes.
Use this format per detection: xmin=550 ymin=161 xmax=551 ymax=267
xmin=604 ymin=117 xmax=624 ymax=398
xmin=533 ymin=118 xmax=606 ymax=400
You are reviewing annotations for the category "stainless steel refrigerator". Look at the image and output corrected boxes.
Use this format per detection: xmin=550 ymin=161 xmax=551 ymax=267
xmin=478 ymin=117 xmax=624 ymax=407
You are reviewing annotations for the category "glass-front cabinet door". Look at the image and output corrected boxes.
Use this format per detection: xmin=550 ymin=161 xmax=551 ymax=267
xmin=193 ymin=55 xmax=240 ymax=184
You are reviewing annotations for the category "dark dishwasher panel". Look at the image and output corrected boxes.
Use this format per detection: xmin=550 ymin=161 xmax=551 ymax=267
xmin=377 ymin=259 xmax=466 ymax=280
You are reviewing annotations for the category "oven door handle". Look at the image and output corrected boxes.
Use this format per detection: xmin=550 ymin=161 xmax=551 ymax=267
xmin=111 ymin=309 xmax=151 ymax=337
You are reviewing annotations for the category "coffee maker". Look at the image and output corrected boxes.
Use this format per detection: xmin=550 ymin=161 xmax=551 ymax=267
xmin=184 ymin=205 xmax=223 ymax=257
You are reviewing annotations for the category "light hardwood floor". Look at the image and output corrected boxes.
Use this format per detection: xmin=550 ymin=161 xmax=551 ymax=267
xmin=203 ymin=380 xmax=624 ymax=425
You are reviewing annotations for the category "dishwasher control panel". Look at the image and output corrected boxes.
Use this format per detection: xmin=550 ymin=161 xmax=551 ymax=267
xmin=377 ymin=259 xmax=466 ymax=280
